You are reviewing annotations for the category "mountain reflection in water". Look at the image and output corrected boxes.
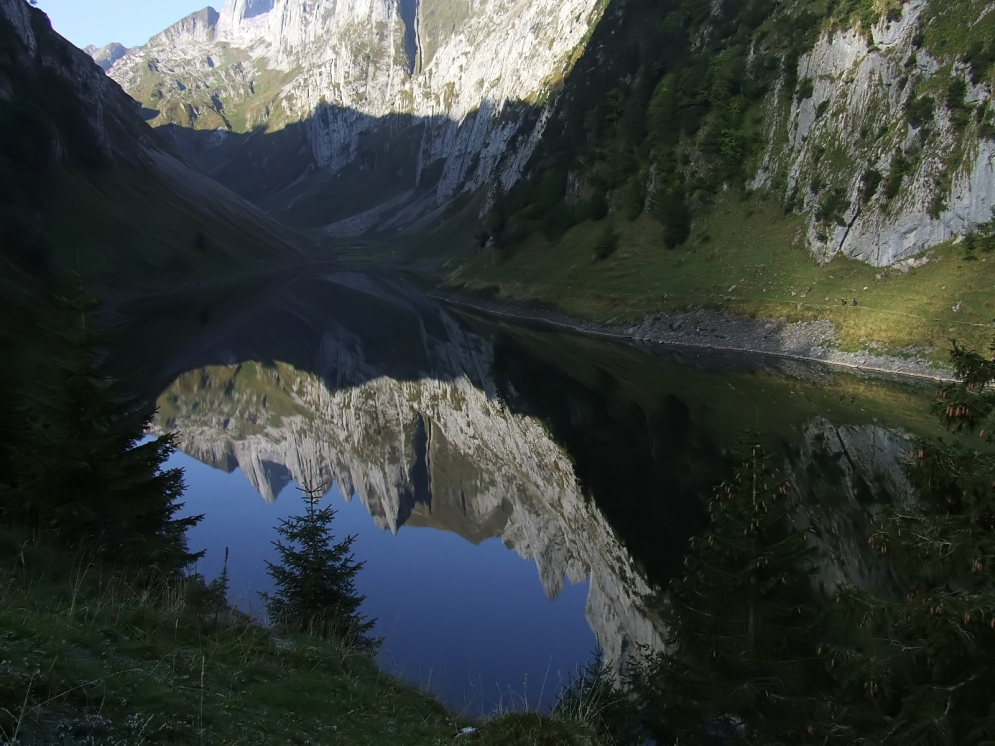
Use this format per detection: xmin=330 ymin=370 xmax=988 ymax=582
xmin=137 ymin=269 xmax=932 ymax=711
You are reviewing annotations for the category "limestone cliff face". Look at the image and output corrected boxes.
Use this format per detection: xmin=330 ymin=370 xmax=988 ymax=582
xmin=752 ymin=0 xmax=995 ymax=265
xmin=106 ymin=0 xmax=995 ymax=262
xmin=154 ymin=320 xmax=663 ymax=671
xmin=107 ymin=0 xmax=605 ymax=232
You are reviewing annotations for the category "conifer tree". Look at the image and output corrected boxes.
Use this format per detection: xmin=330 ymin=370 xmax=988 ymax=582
xmin=631 ymin=444 xmax=829 ymax=744
xmin=262 ymin=490 xmax=378 ymax=650
xmin=821 ymin=339 xmax=995 ymax=742
xmin=7 ymin=285 xmax=201 ymax=573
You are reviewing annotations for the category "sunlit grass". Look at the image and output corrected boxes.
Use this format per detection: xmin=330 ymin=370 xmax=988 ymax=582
xmin=447 ymin=195 xmax=995 ymax=362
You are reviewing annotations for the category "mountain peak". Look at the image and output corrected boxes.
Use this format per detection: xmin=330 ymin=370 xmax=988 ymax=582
xmin=83 ymin=41 xmax=129 ymax=72
xmin=149 ymin=6 xmax=219 ymax=47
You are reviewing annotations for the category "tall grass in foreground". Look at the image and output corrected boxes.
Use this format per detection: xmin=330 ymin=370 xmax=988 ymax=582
xmin=0 ymin=532 xmax=631 ymax=745
xmin=0 ymin=531 xmax=462 ymax=745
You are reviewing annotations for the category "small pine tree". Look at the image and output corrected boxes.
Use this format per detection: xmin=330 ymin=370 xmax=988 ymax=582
xmin=262 ymin=490 xmax=378 ymax=650
xmin=7 ymin=284 xmax=201 ymax=573
xmin=631 ymin=443 xmax=829 ymax=744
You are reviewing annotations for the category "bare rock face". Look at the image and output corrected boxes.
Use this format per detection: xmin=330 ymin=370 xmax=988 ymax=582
xmin=753 ymin=0 xmax=995 ymax=266
xmin=106 ymin=0 xmax=605 ymax=232
xmin=84 ymin=42 xmax=130 ymax=71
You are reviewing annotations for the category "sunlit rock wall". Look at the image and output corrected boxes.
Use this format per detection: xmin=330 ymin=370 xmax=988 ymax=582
xmin=753 ymin=0 xmax=995 ymax=265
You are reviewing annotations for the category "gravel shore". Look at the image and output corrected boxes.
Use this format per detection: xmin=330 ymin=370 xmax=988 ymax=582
xmin=430 ymin=291 xmax=955 ymax=383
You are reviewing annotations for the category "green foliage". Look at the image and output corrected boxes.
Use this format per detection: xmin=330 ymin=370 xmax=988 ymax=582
xmin=962 ymin=216 xmax=995 ymax=255
xmin=796 ymin=77 xmax=816 ymax=102
xmin=523 ymin=167 xmax=568 ymax=218
xmin=0 ymin=538 xmax=461 ymax=745
xmin=553 ymin=653 xmax=641 ymax=744
xmin=629 ymin=444 xmax=829 ymax=744
xmin=979 ymin=106 xmax=995 ymax=141
xmin=465 ymin=712 xmax=599 ymax=745
xmin=962 ymin=40 xmax=995 ymax=85
xmin=883 ymin=150 xmax=913 ymax=201
xmin=0 ymin=285 xmax=200 ymax=574
xmin=587 ymin=189 xmax=609 ymax=221
xmin=815 ymin=186 xmax=851 ymax=226
xmin=614 ymin=339 xmax=995 ymax=742
xmin=263 ymin=495 xmax=378 ymax=651
xmin=906 ymin=94 xmax=936 ymax=129
xmin=859 ymin=167 xmax=883 ymax=205
xmin=540 ymin=203 xmax=580 ymax=242
xmin=945 ymin=78 xmax=971 ymax=130
xmin=620 ymin=174 xmax=647 ymax=221
xmin=817 ymin=338 xmax=995 ymax=743
xmin=483 ymin=187 xmax=510 ymax=246
xmin=498 ymin=0 xmax=829 ymax=248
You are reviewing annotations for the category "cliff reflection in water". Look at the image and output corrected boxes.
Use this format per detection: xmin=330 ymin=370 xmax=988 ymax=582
xmin=149 ymin=270 xmax=929 ymax=679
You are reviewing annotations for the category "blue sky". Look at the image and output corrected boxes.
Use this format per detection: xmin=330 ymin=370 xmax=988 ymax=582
xmin=34 ymin=0 xmax=215 ymax=49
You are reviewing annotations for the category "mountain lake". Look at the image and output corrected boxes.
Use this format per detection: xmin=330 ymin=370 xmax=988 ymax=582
xmin=117 ymin=266 xmax=939 ymax=713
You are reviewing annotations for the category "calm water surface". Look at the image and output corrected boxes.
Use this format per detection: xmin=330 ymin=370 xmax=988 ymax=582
xmin=124 ymin=268 xmax=936 ymax=712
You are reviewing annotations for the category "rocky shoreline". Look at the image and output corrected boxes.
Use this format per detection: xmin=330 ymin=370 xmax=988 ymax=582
xmin=429 ymin=291 xmax=956 ymax=383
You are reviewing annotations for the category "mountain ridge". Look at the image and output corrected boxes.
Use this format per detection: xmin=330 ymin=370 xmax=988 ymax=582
xmin=104 ymin=0 xmax=995 ymax=271
xmin=102 ymin=0 xmax=606 ymax=233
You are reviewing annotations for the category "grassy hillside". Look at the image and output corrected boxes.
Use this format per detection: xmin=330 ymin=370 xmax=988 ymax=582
xmin=39 ymin=164 xmax=304 ymax=293
xmin=0 ymin=533 xmax=608 ymax=745
xmin=439 ymin=195 xmax=995 ymax=361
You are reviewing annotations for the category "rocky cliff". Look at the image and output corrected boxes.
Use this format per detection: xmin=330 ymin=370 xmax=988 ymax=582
xmin=83 ymin=42 xmax=129 ymax=72
xmin=105 ymin=0 xmax=606 ymax=233
xmin=755 ymin=0 xmax=995 ymax=265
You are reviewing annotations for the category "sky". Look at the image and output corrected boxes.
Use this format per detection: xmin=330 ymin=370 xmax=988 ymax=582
xmin=34 ymin=0 xmax=216 ymax=49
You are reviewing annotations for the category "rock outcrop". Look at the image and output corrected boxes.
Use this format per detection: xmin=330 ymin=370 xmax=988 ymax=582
xmin=753 ymin=0 xmax=995 ymax=265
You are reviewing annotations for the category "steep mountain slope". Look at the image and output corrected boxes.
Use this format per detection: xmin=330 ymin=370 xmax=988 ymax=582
xmin=481 ymin=0 xmax=995 ymax=266
xmin=105 ymin=0 xmax=606 ymax=234
xmin=0 ymin=0 xmax=302 ymax=291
